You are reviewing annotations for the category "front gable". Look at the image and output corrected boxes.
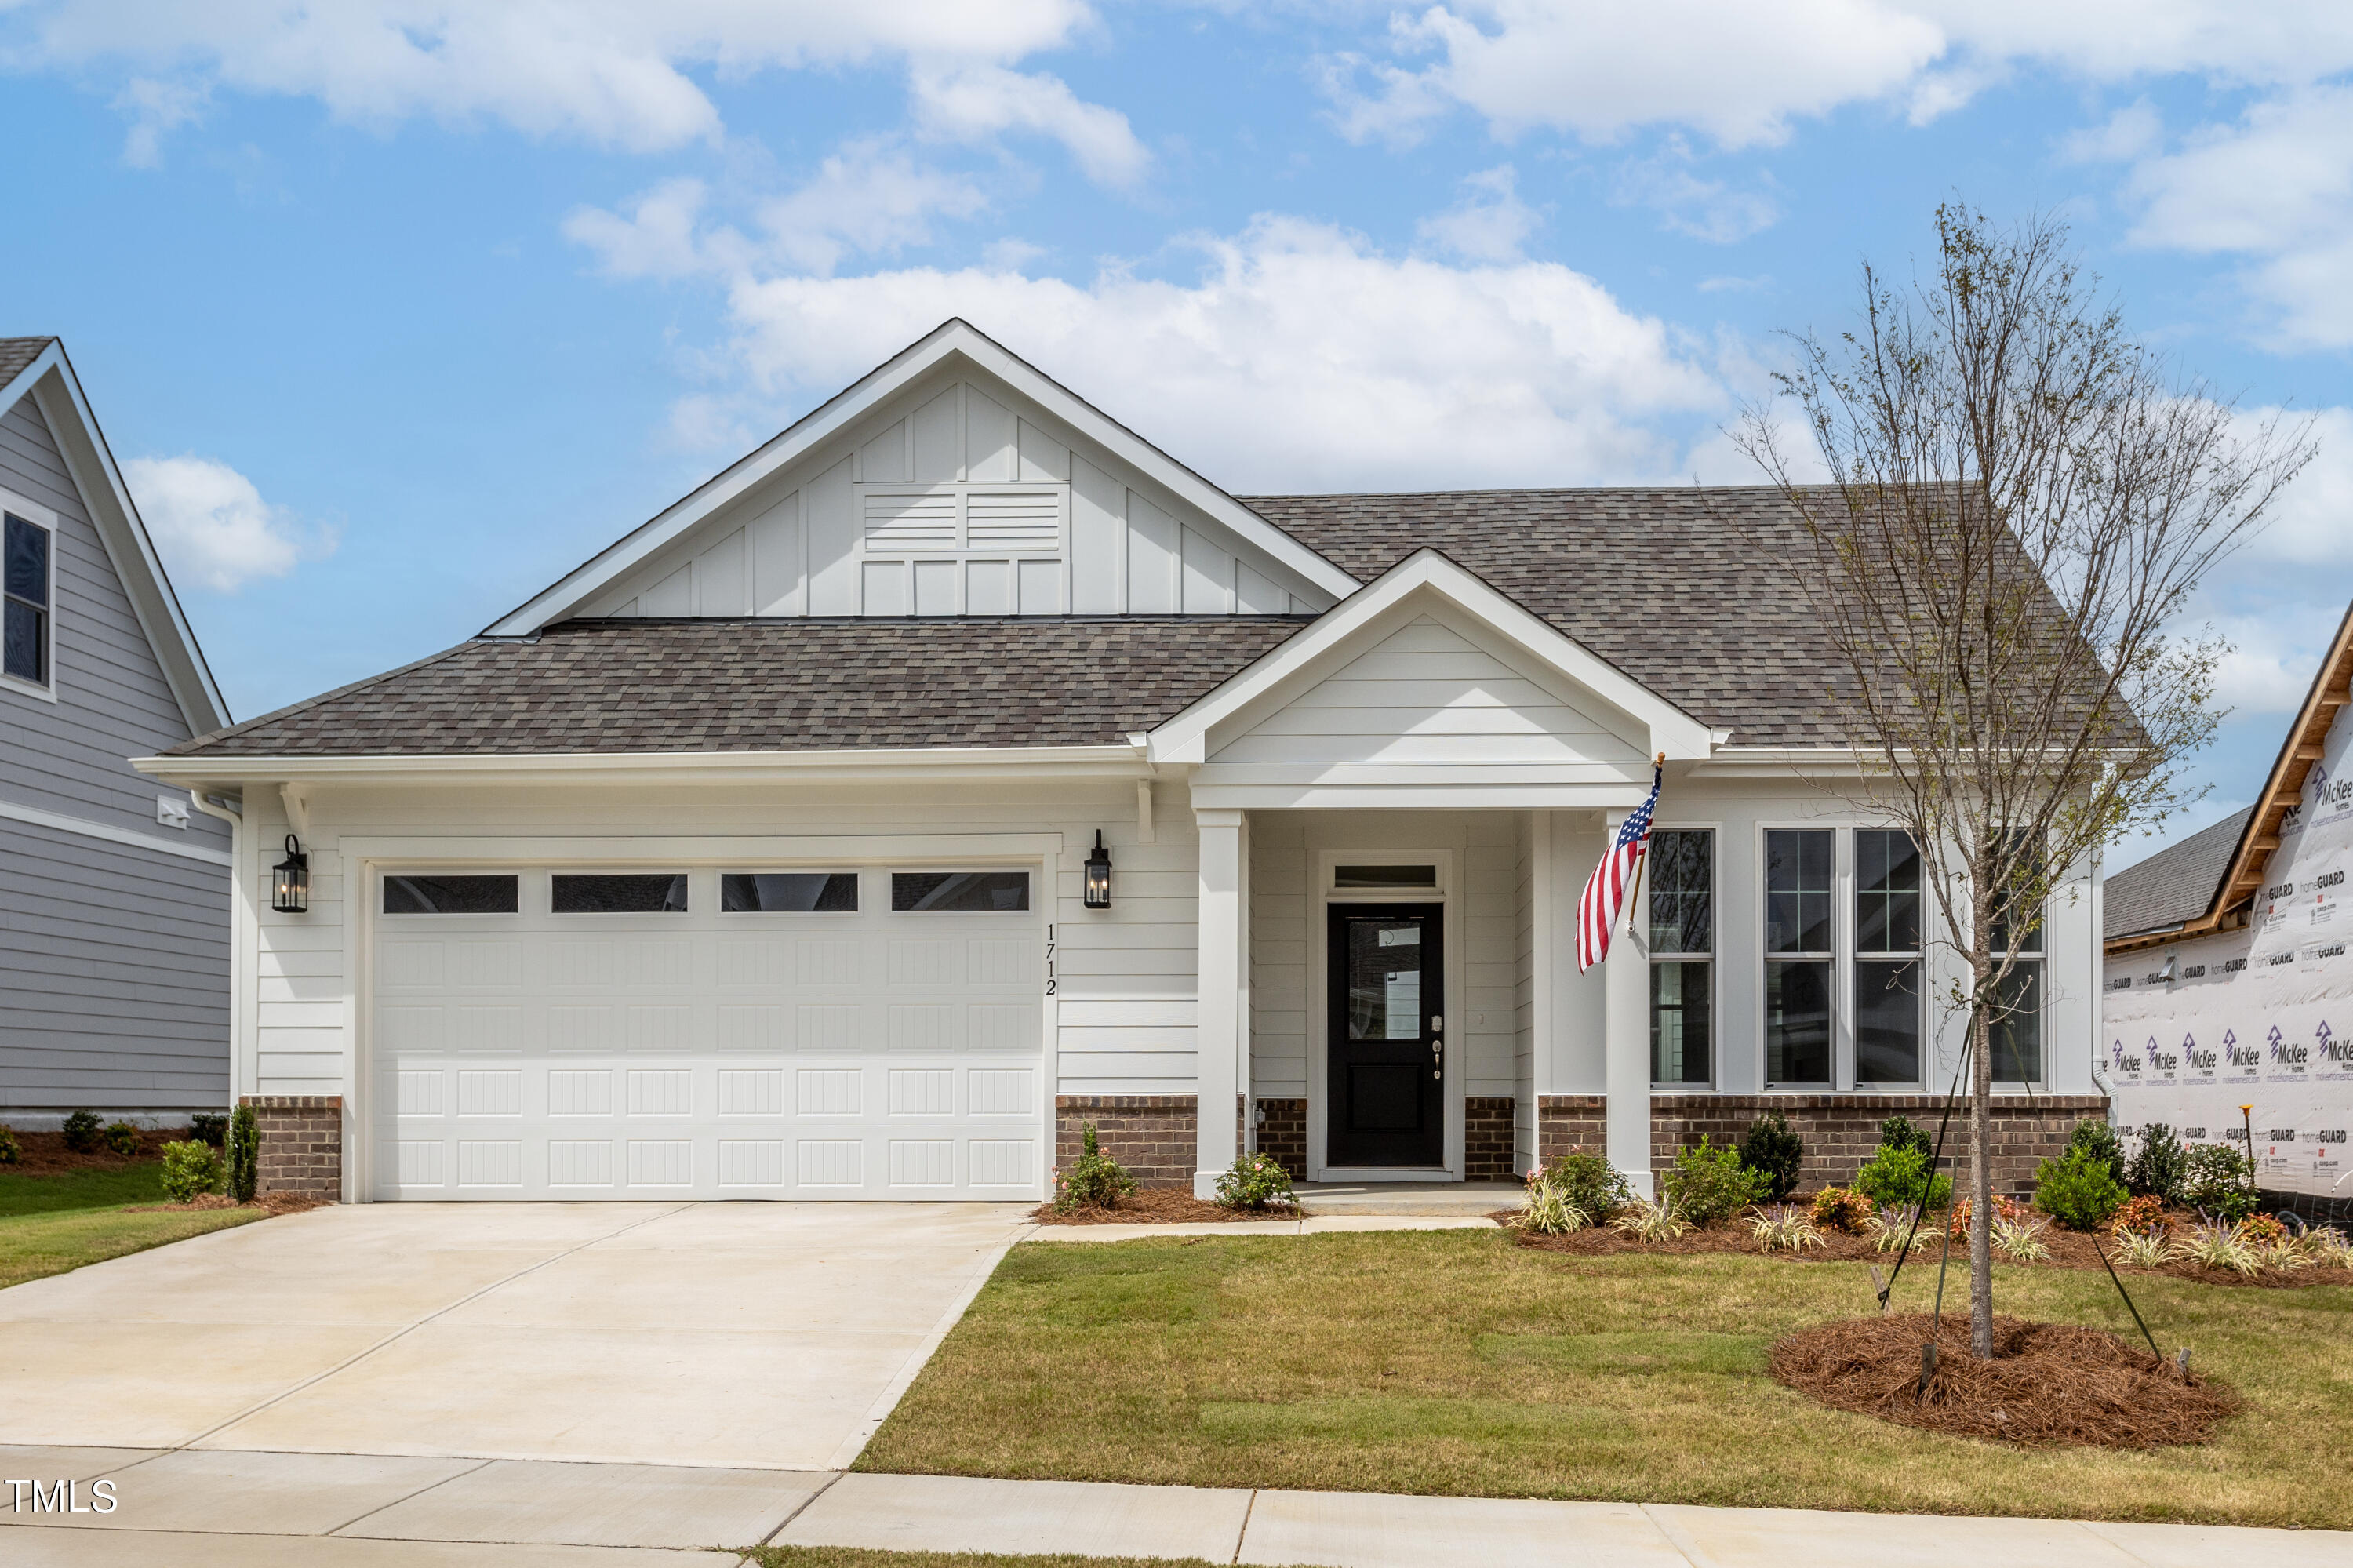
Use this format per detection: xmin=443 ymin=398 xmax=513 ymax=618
xmin=494 ymin=321 xmax=1354 ymax=631
xmin=1155 ymin=550 xmax=1718 ymax=808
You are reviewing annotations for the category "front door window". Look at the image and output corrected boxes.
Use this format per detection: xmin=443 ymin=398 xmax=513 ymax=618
xmin=1327 ymin=905 xmax=1444 ymax=1167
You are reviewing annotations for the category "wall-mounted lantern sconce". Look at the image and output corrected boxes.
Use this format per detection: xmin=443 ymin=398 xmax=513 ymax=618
xmin=272 ymin=833 xmax=310 ymax=914
xmin=1083 ymin=830 xmax=1114 ymax=910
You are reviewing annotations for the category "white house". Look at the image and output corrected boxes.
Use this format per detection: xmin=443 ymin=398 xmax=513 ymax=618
xmin=2103 ymin=598 xmax=2353 ymax=1221
xmin=136 ymin=321 xmax=2104 ymax=1204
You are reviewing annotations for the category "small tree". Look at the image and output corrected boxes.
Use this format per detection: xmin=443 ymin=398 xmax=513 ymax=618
xmin=1737 ymin=204 xmax=2312 ymax=1358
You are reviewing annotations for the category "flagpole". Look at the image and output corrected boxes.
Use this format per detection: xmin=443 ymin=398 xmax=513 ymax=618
xmin=1624 ymin=752 xmax=1664 ymax=940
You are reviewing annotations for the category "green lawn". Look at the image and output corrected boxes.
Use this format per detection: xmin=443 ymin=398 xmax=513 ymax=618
xmin=0 ymin=1160 xmax=264 ymax=1290
xmin=0 ymin=1160 xmax=169 ymax=1217
xmin=860 ymin=1230 xmax=2353 ymax=1530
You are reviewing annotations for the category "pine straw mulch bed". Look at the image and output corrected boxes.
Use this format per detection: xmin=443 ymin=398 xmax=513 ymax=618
xmin=1773 ymin=1312 xmax=2242 ymax=1447
xmin=2 ymin=1126 xmax=186 ymax=1175
xmin=125 ymin=1191 xmax=330 ymax=1217
xmin=1032 ymin=1187 xmax=1299 ymax=1224
xmin=1499 ymin=1206 xmax=2351 ymax=1289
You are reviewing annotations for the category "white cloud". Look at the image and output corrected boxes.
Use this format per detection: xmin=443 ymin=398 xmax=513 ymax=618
xmin=2116 ymin=87 xmax=2353 ymax=348
xmin=2058 ymin=99 xmax=2162 ymax=164
xmin=705 ymin=215 xmax=1725 ymax=492
xmin=1611 ymin=142 xmax=1779 ymax=242
xmin=9 ymin=1 xmax=1115 ymax=166
xmin=2202 ymin=611 xmax=2334 ymax=716
xmin=1413 ymin=164 xmax=1537 ymax=261
xmin=566 ymin=142 xmax=993 ymax=281
xmin=908 ymin=63 xmax=1149 ymax=187
xmin=125 ymin=454 xmax=334 ymax=592
xmin=1321 ymin=2 xmax=2353 ymax=151
xmin=2240 ymin=406 xmax=2353 ymax=565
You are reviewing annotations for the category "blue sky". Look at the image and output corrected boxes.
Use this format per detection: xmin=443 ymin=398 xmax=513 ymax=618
xmin=2 ymin=2 xmax=2348 ymax=867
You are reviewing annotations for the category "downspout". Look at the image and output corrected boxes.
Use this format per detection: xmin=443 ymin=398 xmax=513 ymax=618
xmin=187 ymin=791 xmax=246 ymax=1112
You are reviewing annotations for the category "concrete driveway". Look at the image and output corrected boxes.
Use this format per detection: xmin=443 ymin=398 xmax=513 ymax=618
xmin=0 ymin=1201 xmax=1028 ymax=1471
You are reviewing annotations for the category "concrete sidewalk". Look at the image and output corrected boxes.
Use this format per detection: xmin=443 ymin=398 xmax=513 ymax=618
xmin=5 ymin=1448 xmax=2345 ymax=1566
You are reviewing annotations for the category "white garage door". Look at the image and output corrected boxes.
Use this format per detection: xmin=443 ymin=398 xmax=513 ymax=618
xmin=368 ymin=864 xmax=1046 ymax=1200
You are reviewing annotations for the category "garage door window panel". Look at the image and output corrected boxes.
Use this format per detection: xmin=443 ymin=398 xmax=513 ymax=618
xmin=892 ymin=871 xmax=1030 ymax=912
xmin=553 ymin=873 xmax=689 ymax=913
xmin=722 ymin=871 xmax=860 ymax=912
xmin=384 ymin=875 xmax=521 ymax=915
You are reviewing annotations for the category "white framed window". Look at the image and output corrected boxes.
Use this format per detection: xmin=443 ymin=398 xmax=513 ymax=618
xmin=1649 ymin=829 xmax=1714 ymax=1087
xmin=3 ymin=497 xmax=58 ymax=697
xmin=1853 ymin=828 xmax=1925 ymax=1086
xmin=1989 ymin=839 xmax=2046 ymax=1085
xmin=720 ymin=871 xmax=860 ymax=912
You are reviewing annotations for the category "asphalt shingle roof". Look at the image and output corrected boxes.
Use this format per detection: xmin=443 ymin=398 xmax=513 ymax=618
xmin=0 ymin=336 xmax=55 ymax=387
xmin=164 ymin=617 xmax=1314 ymax=757
xmin=1242 ymin=486 xmax=1897 ymax=748
xmin=2103 ymin=807 xmax=2253 ymax=939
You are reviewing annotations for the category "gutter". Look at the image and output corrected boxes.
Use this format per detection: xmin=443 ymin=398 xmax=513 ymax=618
xmin=135 ymin=741 xmax=1155 ymax=788
xmin=187 ymin=791 xmax=247 ymax=1109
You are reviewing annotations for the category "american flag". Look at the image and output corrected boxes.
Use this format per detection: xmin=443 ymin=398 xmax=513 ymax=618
xmin=1577 ymin=763 xmax=1662 ymax=973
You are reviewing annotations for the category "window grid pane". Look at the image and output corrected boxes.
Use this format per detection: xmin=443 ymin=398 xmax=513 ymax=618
xmin=1765 ymin=829 xmax=1832 ymax=955
xmin=1646 ymin=831 xmax=1712 ymax=955
xmin=891 ymin=870 xmax=1030 ymax=912
xmin=383 ymin=875 xmax=520 ymax=915
xmin=551 ymin=873 xmax=689 ymax=914
xmin=720 ymin=872 xmax=859 ymax=912
xmin=1855 ymin=958 xmax=1922 ymax=1083
xmin=1651 ymin=959 xmax=1711 ymax=1085
xmin=1766 ymin=959 xmax=1832 ymax=1084
xmin=1992 ymin=962 xmax=2043 ymax=1082
xmin=1854 ymin=828 xmax=1921 ymax=955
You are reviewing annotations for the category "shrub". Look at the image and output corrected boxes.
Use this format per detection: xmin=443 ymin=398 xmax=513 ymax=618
xmin=2300 ymin=1226 xmax=2353 ymax=1269
xmin=2108 ymin=1193 xmax=2168 ymax=1236
xmin=1877 ymin=1115 xmax=1933 ymax=1163
xmin=1737 ymin=1112 xmax=1804 ymax=1201
xmin=2068 ymin=1119 xmax=2128 ymax=1188
xmin=2184 ymin=1141 xmax=2257 ymax=1222
xmin=101 ymin=1120 xmax=141 ymax=1157
xmin=1809 ymin=1186 xmax=1874 ymax=1235
xmin=1608 ymin=1196 xmax=1690 ymax=1242
xmin=1991 ymin=1210 xmax=2052 ymax=1263
xmin=1947 ymin=1195 xmax=2025 ymax=1238
xmin=1854 ymin=1143 xmax=1951 ymax=1211
xmin=189 ymin=1112 xmax=228 ymax=1148
xmin=1867 ymin=1205 xmax=1926 ymax=1253
xmin=1213 ymin=1151 xmax=1296 ymax=1211
xmin=2126 ymin=1122 xmax=2188 ymax=1202
xmin=0 ymin=1125 xmax=17 ymax=1165
xmin=1747 ymin=1205 xmax=1824 ymax=1253
xmin=1053 ymin=1122 xmax=1138 ymax=1213
xmin=227 ymin=1104 xmax=260 ymax=1203
xmin=2113 ymin=1226 xmax=2173 ymax=1268
xmin=61 ymin=1110 xmax=102 ymax=1153
xmin=1518 ymin=1170 xmax=1589 ymax=1235
xmin=2180 ymin=1219 xmax=2259 ymax=1275
xmin=1660 ymin=1137 xmax=1764 ymax=1228
xmin=160 ymin=1140 xmax=225 ymax=1202
xmin=2242 ymin=1213 xmax=2288 ymax=1247
xmin=2032 ymin=1147 xmax=2127 ymax=1231
xmin=1540 ymin=1150 xmax=1632 ymax=1224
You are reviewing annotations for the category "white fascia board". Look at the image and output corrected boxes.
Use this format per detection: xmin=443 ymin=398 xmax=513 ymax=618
xmin=135 ymin=741 xmax=1150 ymax=788
xmin=8 ymin=347 xmax=230 ymax=733
xmin=1147 ymin=548 xmax=1716 ymax=765
xmin=486 ymin=318 xmax=1359 ymax=635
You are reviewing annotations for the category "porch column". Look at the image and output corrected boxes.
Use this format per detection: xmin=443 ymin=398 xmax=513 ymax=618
xmin=1195 ymin=809 xmax=1244 ymax=1197
xmin=1602 ymin=809 xmax=1656 ymax=1199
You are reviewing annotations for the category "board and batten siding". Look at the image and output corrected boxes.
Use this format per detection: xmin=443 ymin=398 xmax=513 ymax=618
xmin=579 ymin=373 xmax=1330 ymax=623
xmin=232 ymin=781 xmax=1203 ymax=1105
xmin=1 ymin=391 xmax=230 ymax=1111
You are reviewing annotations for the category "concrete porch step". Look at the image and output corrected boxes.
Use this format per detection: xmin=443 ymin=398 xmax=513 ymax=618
xmin=1293 ymin=1181 xmax=1527 ymax=1217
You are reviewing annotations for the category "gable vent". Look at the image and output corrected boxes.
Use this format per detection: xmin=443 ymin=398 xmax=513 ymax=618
xmin=864 ymin=491 xmax=958 ymax=550
xmin=966 ymin=491 xmax=1061 ymax=551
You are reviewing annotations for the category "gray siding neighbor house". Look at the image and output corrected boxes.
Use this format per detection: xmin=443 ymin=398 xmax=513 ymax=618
xmin=2 ymin=337 xmax=234 ymax=1126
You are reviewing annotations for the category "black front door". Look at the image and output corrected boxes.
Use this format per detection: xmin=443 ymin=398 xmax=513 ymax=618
xmin=1326 ymin=904 xmax=1445 ymax=1167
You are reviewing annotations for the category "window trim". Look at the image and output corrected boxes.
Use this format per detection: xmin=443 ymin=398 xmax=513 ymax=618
xmin=888 ymin=867 xmax=1035 ymax=915
xmin=1 ymin=493 xmax=60 ymax=703
xmin=379 ymin=872 xmax=523 ymax=917
xmin=1759 ymin=823 xmax=1838 ymax=1090
xmin=1648 ymin=824 xmax=1717 ymax=1090
xmin=547 ymin=870 xmax=693 ymax=915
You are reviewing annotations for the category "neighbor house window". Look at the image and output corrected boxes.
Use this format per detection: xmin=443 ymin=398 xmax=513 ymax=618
xmin=1649 ymin=830 xmax=1712 ymax=1086
xmin=1854 ymin=829 xmax=1924 ymax=1085
xmin=891 ymin=871 xmax=1029 ymax=912
xmin=384 ymin=875 xmax=519 ymax=915
xmin=1764 ymin=828 xmax=1832 ymax=1086
xmin=552 ymin=873 xmax=689 ymax=913
xmin=722 ymin=872 xmax=859 ymax=912
xmin=1988 ymin=842 xmax=2045 ymax=1084
xmin=4 ymin=511 xmax=52 ymax=687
